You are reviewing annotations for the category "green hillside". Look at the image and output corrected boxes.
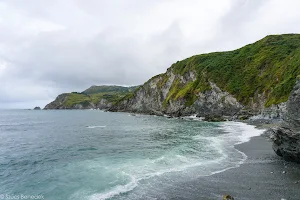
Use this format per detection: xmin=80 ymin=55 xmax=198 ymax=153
xmin=82 ymin=85 xmax=137 ymax=95
xmin=45 ymin=85 xmax=138 ymax=109
xmin=161 ymin=34 xmax=300 ymax=107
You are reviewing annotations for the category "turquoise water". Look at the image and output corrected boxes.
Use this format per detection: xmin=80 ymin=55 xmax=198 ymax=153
xmin=0 ymin=110 xmax=263 ymax=200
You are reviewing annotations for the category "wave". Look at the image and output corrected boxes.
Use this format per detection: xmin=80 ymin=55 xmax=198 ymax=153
xmin=180 ymin=114 xmax=204 ymax=121
xmin=218 ymin=121 xmax=265 ymax=144
xmin=88 ymin=158 xmax=225 ymax=200
xmin=89 ymin=173 xmax=138 ymax=200
xmin=212 ymin=121 xmax=265 ymax=173
xmin=86 ymin=125 xmax=106 ymax=129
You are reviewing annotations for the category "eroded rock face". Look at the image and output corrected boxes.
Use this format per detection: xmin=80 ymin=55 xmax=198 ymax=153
xmin=271 ymin=78 xmax=300 ymax=163
xmin=110 ymin=70 xmax=243 ymax=118
xmin=109 ymin=68 xmax=291 ymax=120
xmin=193 ymin=82 xmax=243 ymax=119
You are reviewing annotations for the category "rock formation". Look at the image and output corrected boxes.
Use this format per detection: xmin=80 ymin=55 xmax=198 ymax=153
xmin=271 ymin=77 xmax=300 ymax=163
xmin=109 ymin=70 xmax=243 ymax=120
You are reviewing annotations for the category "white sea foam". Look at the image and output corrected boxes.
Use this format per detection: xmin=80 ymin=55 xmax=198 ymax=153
xmin=181 ymin=114 xmax=204 ymax=121
xmin=88 ymin=121 xmax=265 ymax=200
xmin=86 ymin=125 xmax=106 ymax=129
xmin=87 ymin=156 xmax=228 ymax=200
xmin=89 ymin=174 xmax=138 ymax=200
xmin=219 ymin=121 xmax=265 ymax=144
xmin=214 ymin=122 xmax=266 ymax=171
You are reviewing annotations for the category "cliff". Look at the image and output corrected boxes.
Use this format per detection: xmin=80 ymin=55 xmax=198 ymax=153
xmin=110 ymin=34 xmax=300 ymax=120
xmin=271 ymin=77 xmax=300 ymax=163
xmin=44 ymin=86 xmax=137 ymax=110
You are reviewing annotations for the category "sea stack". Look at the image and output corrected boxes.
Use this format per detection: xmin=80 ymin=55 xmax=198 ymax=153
xmin=272 ymin=76 xmax=300 ymax=163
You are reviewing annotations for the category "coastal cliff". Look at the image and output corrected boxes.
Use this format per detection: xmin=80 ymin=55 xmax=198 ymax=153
xmin=110 ymin=70 xmax=243 ymax=120
xmin=44 ymin=85 xmax=137 ymax=110
xmin=271 ymin=77 xmax=300 ymax=163
xmin=110 ymin=34 xmax=300 ymax=120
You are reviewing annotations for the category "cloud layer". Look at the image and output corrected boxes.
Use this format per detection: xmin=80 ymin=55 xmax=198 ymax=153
xmin=1 ymin=0 xmax=300 ymax=108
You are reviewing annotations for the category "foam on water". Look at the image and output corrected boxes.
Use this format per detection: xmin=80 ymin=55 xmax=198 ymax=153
xmin=88 ymin=156 xmax=225 ymax=200
xmin=86 ymin=125 xmax=106 ymax=129
xmin=89 ymin=174 xmax=138 ymax=200
xmin=181 ymin=114 xmax=204 ymax=121
xmin=219 ymin=121 xmax=265 ymax=144
xmin=88 ymin=121 xmax=265 ymax=200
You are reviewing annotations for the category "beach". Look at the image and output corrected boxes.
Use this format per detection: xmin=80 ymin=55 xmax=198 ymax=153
xmin=143 ymin=135 xmax=300 ymax=200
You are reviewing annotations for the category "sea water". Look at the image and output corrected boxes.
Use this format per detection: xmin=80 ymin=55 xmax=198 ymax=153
xmin=0 ymin=110 xmax=263 ymax=200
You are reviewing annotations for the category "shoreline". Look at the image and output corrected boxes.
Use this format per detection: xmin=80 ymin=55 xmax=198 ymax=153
xmin=134 ymin=120 xmax=300 ymax=200
xmin=203 ymin=120 xmax=300 ymax=200
xmin=157 ymin=134 xmax=300 ymax=200
xmin=108 ymin=120 xmax=300 ymax=200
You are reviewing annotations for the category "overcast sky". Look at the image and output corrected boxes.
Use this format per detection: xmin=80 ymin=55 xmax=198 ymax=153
xmin=1 ymin=0 xmax=300 ymax=108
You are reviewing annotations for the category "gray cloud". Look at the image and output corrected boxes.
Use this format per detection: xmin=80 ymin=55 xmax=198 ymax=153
xmin=0 ymin=0 xmax=300 ymax=108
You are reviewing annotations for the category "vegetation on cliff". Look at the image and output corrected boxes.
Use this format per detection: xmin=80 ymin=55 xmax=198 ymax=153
xmin=45 ymin=85 xmax=137 ymax=109
xmin=82 ymin=85 xmax=137 ymax=95
xmin=155 ymin=34 xmax=300 ymax=107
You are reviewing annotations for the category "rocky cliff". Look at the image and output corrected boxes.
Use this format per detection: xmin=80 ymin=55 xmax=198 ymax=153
xmin=271 ymin=77 xmax=300 ymax=163
xmin=110 ymin=69 xmax=243 ymax=120
xmin=110 ymin=34 xmax=300 ymax=120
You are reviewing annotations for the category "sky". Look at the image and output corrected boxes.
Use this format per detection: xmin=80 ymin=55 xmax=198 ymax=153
xmin=1 ymin=0 xmax=300 ymax=108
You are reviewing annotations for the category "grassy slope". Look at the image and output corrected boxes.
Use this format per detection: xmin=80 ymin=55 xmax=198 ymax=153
xmin=61 ymin=86 xmax=137 ymax=107
xmin=82 ymin=85 xmax=137 ymax=95
xmin=161 ymin=34 xmax=300 ymax=107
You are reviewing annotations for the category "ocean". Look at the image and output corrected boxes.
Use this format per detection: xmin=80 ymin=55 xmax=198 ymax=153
xmin=0 ymin=110 xmax=263 ymax=200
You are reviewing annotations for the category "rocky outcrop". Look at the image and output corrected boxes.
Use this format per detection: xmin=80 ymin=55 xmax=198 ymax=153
xmin=44 ymin=93 xmax=96 ymax=109
xmin=44 ymin=94 xmax=70 ymax=109
xmin=271 ymin=77 xmax=300 ymax=163
xmin=96 ymin=99 xmax=112 ymax=110
xmin=260 ymin=102 xmax=287 ymax=119
xmin=33 ymin=106 xmax=41 ymax=110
